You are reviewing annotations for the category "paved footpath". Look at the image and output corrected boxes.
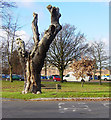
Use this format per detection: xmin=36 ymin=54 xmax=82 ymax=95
xmin=1 ymin=98 xmax=111 ymax=119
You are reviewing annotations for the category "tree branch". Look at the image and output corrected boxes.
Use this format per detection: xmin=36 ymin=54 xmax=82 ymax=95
xmin=32 ymin=5 xmax=62 ymax=69
xmin=32 ymin=12 xmax=40 ymax=44
xmin=47 ymin=5 xmax=61 ymax=27
xmin=30 ymin=13 xmax=40 ymax=58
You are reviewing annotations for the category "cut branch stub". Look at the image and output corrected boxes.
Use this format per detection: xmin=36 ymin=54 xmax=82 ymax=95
xmin=47 ymin=5 xmax=61 ymax=27
xmin=32 ymin=12 xmax=40 ymax=44
xmin=30 ymin=12 xmax=40 ymax=58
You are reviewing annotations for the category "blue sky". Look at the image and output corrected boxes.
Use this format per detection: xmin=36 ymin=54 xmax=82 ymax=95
xmin=12 ymin=2 xmax=109 ymax=49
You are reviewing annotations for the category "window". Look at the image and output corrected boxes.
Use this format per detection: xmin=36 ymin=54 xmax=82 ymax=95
xmin=65 ymin=74 xmax=70 ymax=77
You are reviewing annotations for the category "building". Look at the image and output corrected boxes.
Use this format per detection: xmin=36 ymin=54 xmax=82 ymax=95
xmin=41 ymin=65 xmax=110 ymax=76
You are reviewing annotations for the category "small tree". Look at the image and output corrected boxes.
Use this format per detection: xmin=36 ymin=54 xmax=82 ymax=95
xmin=2 ymin=15 xmax=21 ymax=82
xmin=71 ymin=56 xmax=95 ymax=87
xmin=0 ymin=0 xmax=16 ymax=81
xmin=87 ymin=41 xmax=109 ymax=85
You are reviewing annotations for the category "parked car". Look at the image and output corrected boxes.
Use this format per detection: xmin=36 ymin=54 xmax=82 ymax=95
xmin=6 ymin=74 xmax=24 ymax=81
xmin=52 ymin=75 xmax=61 ymax=82
xmin=41 ymin=75 xmax=48 ymax=79
xmin=63 ymin=72 xmax=90 ymax=82
xmin=48 ymin=75 xmax=53 ymax=79
xmin=89 ymin=75 xmax=98 ymax=80
xmin=18 ymin=75 xmax=24 ymax=81
xmin=2 ymin=74 xmax=8 ymax=78
xmin=101 ymin=75 xmax=111 ymax=81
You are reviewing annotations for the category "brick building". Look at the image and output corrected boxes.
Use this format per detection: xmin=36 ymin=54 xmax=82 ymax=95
xmin=41 ymin=65 xmax=110 ymax=76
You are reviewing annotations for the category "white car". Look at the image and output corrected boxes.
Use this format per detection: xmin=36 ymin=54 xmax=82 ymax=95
xmin=63 ymin=72 xmax=90 ymax=82
xmin=101 ymin=75 xmax=111 ymax=81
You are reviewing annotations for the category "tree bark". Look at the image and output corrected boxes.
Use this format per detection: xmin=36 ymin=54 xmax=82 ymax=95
xmin=9 ymin=64 xmax=13 ymax=82
xmin=99 ymin=66 xmax=102 ymax=85
xmin=59 ymin=69 xmax=64 ymax=82
xmin=16 ymin=5 xmax=62 ymax=94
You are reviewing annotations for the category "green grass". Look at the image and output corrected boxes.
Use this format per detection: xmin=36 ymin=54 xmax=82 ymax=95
xmin=1 ymin=80 xmax=111 ymax=100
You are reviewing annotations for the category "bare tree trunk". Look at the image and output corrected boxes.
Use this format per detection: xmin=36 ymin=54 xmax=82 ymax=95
xmin=59 ymin=69 xmax=64 ymax=82
xmin=99 ymin=67 xmax=102 ymax=85
xmin=9 ymin=65 xmax=13 ymax=82
xmin=99 ymin=60 xmax=102 ymax=85
xmin=16 ymin=5 xmax=62 ymax=94
xmin=44 ymin=60 xmax=47 ymax=77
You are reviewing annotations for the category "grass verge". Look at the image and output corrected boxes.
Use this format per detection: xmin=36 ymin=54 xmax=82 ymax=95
xmin=1 ymin=80 xmax=111 ymax=100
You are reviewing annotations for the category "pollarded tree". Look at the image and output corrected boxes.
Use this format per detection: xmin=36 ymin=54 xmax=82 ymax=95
xmin=16 ymin=5 xmax=62 ymax=94
xmin=71 ymin=56 xmax=95 ymax=87
xmin=47 ymin=24 xmax=88 ymax=82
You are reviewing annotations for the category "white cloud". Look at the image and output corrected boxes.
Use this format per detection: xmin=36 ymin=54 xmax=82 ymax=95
xmin=15 ymin=30 xmax=32 ymax=44
xmin=0 ymin=29 xmax=32 ymax=47
xmin=101 ymin=37 xmax=109 ymax=54
xmin=101 ymin=37 xmax=109 ymax=46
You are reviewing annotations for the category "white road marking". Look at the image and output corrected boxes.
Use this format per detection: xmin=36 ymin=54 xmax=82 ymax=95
xmin=58 ymin=102 xmax=91 ymax=113
xmin=58 ymin=103 xmax=65 ymax=106
xmin=102 ymin=102 xmax=110 ymax=108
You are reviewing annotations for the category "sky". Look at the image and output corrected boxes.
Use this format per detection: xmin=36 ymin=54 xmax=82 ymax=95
xmin=10 ymin=1 xmax=109 ymax=51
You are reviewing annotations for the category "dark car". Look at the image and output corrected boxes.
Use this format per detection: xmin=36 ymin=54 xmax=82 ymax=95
xmin=90 ymin=75 xmax=98 ymax=80
xmin=41 ymin=76 xmax=48 ymax=79
xmin=2 ymin=74 xmax=8 ymax=78
xmin=6 ymin=74 xmax=24 ymax=81
xmin=52 ymin=75 xmax=61 ymax=82
xmin=48 ymin=76 xmax=53 ymax=79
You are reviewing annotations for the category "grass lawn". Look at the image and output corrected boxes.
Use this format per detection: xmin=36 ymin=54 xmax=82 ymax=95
xmin=1 ymin=80 xmax=111 ymax=100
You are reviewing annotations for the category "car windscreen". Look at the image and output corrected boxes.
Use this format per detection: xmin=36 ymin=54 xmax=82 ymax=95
xmin=54 ymin=76 xmax=60 ymax=78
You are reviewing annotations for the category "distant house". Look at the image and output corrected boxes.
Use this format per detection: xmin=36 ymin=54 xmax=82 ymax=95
xmin=95 ymin=69 xmax=110 ymax=76
xmin=41 ymin=64 xmax=110 ymax=76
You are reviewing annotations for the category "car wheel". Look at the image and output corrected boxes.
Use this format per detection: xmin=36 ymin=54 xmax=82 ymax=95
xmin=53 ymin=79 xmax=57 ymax=82
xmin=63 ymin=79 xmax=67 ymax=82
xmin=104 ymin=78 xmax=107 ymax=81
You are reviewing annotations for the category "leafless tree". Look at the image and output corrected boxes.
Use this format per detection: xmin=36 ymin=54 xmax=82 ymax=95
xmin=87 ymin=41 xmax=109 ymax=85
xmin=0 ymin=0 xmax=17 ymax=81
xmin=2 ymin=15 xmax=21 ymax=82
xmin=0 ymin=0 xmax=16 ymax=19
xmin=47 ymin=24 xmax=88 ymax=82
xmin=16 ymin=5 xmax=62 ymax=94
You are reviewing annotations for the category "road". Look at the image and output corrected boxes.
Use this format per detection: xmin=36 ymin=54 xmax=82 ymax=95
xmin=2 ymin=100 xmax=110 ymax=119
